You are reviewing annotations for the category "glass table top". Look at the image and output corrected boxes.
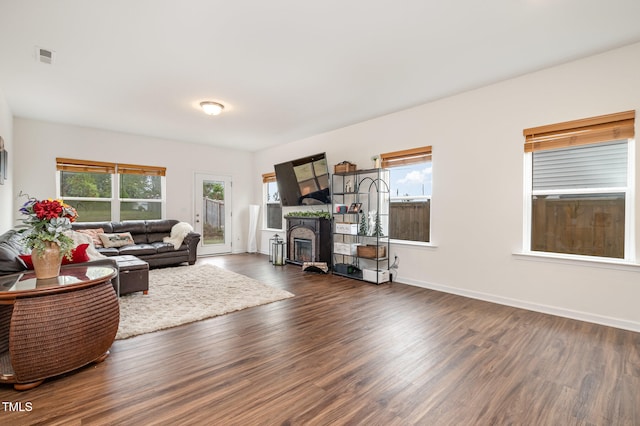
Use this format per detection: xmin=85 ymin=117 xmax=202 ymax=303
xmin=0 ymin=265 xmax=116 ymax=293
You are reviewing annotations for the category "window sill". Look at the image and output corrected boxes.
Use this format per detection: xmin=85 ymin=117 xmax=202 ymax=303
xmin=513 ymin=251 xmax=640 ymax=272
xmin=389 ymin=239 xmax=438 ymax=249
xmin=262 ymin=228 xmax=284 ymax=233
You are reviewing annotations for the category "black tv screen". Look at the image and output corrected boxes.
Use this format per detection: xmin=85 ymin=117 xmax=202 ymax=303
xmin=274 ymin=153 xmax=331 ymax=207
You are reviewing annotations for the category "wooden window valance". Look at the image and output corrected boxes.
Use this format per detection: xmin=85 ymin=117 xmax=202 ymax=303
xmin=118 ymin=163 xmax=166 ymax=176
xmin=262 ymin=172 xmax=276 ymax=183
xmin=523 ymin=110 xmax=635 ymax=153
xmin=56 ymin=158 xmax=165 ymax=176
xmin=380 ymin=146 xmax=432 ymax=168
xmin=56 ymin=158 xmax=116 ymax=174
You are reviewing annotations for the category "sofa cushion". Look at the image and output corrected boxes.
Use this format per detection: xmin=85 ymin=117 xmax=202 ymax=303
xmin=112 ymin=221 xmax=148 ymax=244
xmin=72 ymin=221 xmax=112 ymax=231
xmin=118 ymin=244 xmax=158 ymax=256
xmin=151 ymin=241 xmax=177 ymax=253
xmin=97 ymin=247 xmax=120 ymax=256
xmin=100 ymin=232 xmax=135 ymax=248
xmin=146 ymin=220 xmax=177 ymax=243
xmin=146 ymin=219 xmax=177 ymax=233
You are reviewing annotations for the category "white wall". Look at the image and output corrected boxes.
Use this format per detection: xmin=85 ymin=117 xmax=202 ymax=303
xmin=254 ymin=42 xmax=640 ymax=331
xmin=0 ymin=89 xmax=13 ymax=233
xmin=13 ymin=119 xmax=254 ymax=253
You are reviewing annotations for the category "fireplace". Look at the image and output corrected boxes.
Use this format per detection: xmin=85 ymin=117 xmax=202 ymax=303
xmin=285 ymin=216 xmax=331 ymax=266
xmin=293 ymin=238 xmax=313 ymax=263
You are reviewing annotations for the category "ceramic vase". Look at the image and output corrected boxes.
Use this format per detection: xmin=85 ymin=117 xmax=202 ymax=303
xmin=31 ymin=241 xmax=62 ymax=279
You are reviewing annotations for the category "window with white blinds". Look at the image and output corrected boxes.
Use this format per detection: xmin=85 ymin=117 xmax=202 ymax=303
xmin=523 ymin=111 xmax=635 ymax=260
xmin=532 ymin=140 xmax=628 ymax=192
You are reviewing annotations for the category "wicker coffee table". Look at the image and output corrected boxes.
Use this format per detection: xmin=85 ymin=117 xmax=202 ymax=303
xmin=0 ymin=265 xmax=119 ymax=390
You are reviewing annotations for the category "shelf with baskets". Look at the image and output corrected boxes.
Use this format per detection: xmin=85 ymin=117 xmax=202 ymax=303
xmin=331 ymin=168 xmax=390 ymax=284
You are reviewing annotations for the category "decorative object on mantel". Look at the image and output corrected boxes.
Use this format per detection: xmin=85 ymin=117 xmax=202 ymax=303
xmin=18 ymin=198 xmax=78 ymax=279
xmin=371 ymin=155 xmax=381 ymax=168
xmin=334 ymin=161 xmax=357 ymax=174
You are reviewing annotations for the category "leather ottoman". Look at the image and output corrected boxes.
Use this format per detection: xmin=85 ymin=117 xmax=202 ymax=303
xmin=113 ymin=255 xmax=149 ymax=296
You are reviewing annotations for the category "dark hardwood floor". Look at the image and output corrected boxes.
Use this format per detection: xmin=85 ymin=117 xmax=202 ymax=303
xmin=1 ymin=253 xmax=639 ymax=425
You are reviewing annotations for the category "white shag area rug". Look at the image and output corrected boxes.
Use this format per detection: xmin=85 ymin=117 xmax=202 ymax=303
xmin=116 ymin=264 xmax=294 ymax=340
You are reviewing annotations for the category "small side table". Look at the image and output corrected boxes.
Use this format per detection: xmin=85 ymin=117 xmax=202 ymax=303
xmin=0 ymin=265 xmax=119 ymax=390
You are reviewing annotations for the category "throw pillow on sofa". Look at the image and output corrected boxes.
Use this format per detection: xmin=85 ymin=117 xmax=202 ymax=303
xmin=99 ymin=232 xmax=135 ymax=248
xmin=19 ymin=243 xmax=91 ymax=269
xmin=75 ymin=228 xmax=105 ymax=247
xmin=17 ymin=254 xmax=33 ymax=269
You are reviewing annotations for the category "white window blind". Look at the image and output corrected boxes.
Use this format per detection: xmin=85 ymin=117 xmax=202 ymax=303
xmin=532 ymin=140 xmax=628 ymax=191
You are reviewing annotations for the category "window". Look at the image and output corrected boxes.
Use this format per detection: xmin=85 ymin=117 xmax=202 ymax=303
xmin=380 ymin=146 xmax=432 ymax=243
xmin=523 ymin=111 xmax=635 ymax=259
xmin=262 ymin=172 xmax=282 ymax=230
xmin=57 ymin=158 xmax=166 ymax=222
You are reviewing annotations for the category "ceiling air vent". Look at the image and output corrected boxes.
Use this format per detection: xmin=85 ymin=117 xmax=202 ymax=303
xmin=35 ymin=46 xmax=55 ymax=64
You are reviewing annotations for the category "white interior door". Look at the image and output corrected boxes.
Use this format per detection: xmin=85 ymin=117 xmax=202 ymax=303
xmin=194 ymin=173 xmax=232 ymax=255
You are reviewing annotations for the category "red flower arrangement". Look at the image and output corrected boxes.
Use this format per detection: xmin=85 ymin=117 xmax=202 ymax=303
xmin=19 ymin=198 xmax=78 ymax=257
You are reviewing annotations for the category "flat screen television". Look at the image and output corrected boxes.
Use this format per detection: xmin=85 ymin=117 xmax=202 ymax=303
xmin=274 ymin=153 xmax=331 ymax=207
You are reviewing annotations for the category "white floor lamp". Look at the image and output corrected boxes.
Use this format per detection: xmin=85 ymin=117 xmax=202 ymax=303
xmin=247 ymin=205 xmax=260 ymax=253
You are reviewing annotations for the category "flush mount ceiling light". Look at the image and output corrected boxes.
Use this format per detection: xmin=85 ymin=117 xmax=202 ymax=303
xmin=200 ymin=101 xmax=224 ymax=116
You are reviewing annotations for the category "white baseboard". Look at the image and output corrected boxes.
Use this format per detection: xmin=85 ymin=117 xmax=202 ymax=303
xmin=397 ymin=276 xmax=640 ymax=333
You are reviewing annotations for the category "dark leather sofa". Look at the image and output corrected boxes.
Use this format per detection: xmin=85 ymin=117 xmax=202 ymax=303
xmin=0 ymin=229 xmax=40 ymax=274
xmin=71 ymin=219 xmax=200 ymax=268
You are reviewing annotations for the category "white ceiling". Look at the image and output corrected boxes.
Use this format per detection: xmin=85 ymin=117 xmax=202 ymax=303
xmin=1 ymin=1 xmax=640 ymax=152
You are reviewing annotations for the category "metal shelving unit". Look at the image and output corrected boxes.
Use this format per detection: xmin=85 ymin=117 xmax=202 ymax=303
xmin=331 ymin=168 xmax=390 ymax=284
